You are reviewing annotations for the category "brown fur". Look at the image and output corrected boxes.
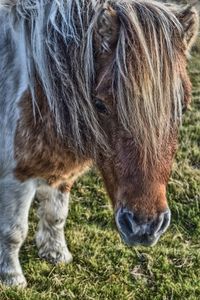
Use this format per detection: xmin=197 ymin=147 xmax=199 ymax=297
xmin=15 ymin=85 xmax=91 ymax=190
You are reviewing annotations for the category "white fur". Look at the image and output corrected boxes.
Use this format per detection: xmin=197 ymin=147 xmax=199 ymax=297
xmin=36 ymin=185 xmax=72 ymax=264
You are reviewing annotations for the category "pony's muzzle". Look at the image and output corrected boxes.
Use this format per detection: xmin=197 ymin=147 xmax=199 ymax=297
xmin=115 ymin=207 xmax=171 ymax=246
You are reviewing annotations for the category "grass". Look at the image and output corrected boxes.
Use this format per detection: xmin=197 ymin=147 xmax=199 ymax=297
xmin=0 ymin=28 xmax=200 ymax=300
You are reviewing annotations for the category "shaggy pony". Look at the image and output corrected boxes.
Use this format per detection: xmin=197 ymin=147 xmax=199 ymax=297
xmin=0 ymin=0 xmax=198 ymax=287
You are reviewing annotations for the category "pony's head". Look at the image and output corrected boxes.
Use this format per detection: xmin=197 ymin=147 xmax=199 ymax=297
xmin=91 ymin=1 xmax=199 ymax=246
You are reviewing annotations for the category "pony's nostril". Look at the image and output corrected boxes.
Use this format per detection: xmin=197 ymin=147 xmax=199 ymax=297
xmin=115 ymin=208 xmax=135 ymax=236
xmin=151 ymin=209 xmax=171 ymax=236
xmin=158 ymin=209 xmax=171 ymax=234
xmin=115 ymin=207 xmax=171 ymax=246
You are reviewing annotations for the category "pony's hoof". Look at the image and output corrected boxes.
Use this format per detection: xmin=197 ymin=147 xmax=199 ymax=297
xmin=39 ymin=247 xmax=73 ymax=265
xmin=0 ymin=273 xmax=27 ymax=287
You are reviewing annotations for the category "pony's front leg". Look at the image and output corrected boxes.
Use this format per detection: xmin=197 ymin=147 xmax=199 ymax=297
xmin=35 ymin=185 xmax=72 ymax=264
xmin=0 ymin=177 xmax=36 ymax=287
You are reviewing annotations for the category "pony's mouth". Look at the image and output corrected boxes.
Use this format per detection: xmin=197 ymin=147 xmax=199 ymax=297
xmin=115 ymin=207 xmax=171 ymax=247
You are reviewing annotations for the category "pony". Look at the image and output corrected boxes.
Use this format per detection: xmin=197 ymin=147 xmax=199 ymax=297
xmin=0 ymin=0 xmax=198 ymax=287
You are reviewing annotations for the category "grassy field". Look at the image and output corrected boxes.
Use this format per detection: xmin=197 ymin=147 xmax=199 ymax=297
xmin=1 ymin=15 xmax=200 ymax=300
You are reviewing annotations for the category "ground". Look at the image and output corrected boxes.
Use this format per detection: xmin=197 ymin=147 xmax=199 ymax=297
xmin=0 ymin=13 xmax=200 ymax=300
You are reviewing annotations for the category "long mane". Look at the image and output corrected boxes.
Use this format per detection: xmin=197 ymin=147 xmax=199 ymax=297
xmin=1 ymin=0 xmax=184 ymax=161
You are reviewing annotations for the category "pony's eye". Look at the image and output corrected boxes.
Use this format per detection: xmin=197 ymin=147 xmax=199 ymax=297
xmin=94 ymin=98 xmax=108 ymax=114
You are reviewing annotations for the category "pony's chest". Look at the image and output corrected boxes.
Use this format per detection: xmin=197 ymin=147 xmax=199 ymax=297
xmin=14 ymin=125 xmax=88 ymax=189
xmin=15 ymin=132 xmax=67 ymax=181
xmin=13 ymin=89 xmax=90 ymax=187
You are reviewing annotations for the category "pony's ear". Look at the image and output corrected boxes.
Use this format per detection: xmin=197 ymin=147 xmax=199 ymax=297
xmin=177 ymin=6 xmax=199 ymax=52
xmin=94 ymin=5 xmax=119 ymax=54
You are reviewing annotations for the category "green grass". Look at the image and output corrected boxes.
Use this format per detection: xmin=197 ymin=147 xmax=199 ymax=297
xmin=1 ymin=37 xmax=200 ymax=300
